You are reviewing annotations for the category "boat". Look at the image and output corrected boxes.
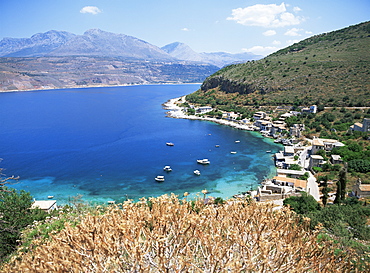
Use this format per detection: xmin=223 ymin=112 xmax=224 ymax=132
xmin=155 ymin=175 xmax=165 ymax=182
xmin=163 ymin=166 xmax=172 ymax=172
xmin=166 ymin=142 xmax=174 ymax=146
xmin=230 ymin=151 xmax=237 ymax=154
xmin=266 ymin=150 xmax=271 ymax=153
xmin=47 ymin=196 xmax=54 ymax=199
xmin=197 ymin=159 xmax=210 ymax=165
xmin=215 ymin=145 xmax=220 ymax=148
xmin=194 ymin=170 xmax=201 ymax=175
xmin=235 ymin=140 xmax=240 ymax=143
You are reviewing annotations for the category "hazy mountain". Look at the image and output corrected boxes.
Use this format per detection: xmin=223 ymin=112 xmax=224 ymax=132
xmin=49 ymin=29 xmax=173 ymax=60
xmin=0 ymin=30 xmax=76 ymax=57
xmin=161 ymin=42 xmax=262 ymax=67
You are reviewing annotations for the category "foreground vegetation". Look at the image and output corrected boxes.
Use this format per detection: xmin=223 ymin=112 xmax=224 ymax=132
xmin=0 ymin=190 xmax=368 ymax=272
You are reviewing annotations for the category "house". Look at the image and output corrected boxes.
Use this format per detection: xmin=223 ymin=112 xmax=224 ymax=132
xmin=277 ymin=169 xmax=306 ymax=179
xmin=350 ymin=118 xmax=370 ymax=132
xmin=272 ymin=176 xmax=307 ymax=191
xmin=311 ymin=138 xmax=325 ymax=154
xmin=31 ymin=200 xmax=57 ymax=212
xmin=197 ymin=106 xmax=213 ymax=114
xmin=352 ymin=178 xmax=370 ymax=198
xmin=253 ymin=111 xmax=266 ymax=121
xmin=222 ymin=112 xmax=239 ymax=120
xmin=331 ymin=155 xmax=342 ymax=165
xmin=290 ymin=124 xmax=305 ymax=138
xmin=309 ymin=155 xmax=324 ymax=168
xmin=302 ymin=105 xmax=317 ymax=114
xmin=284 ymin=146 xmax=295 ymax=157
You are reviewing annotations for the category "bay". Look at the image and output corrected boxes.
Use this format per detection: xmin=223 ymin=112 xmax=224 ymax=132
xmin=0 ymin=84 xmax=282 ymax=204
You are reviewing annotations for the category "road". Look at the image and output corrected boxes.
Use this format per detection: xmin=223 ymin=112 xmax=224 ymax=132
xmin=307 ymin=171 xmax=320 ymax=201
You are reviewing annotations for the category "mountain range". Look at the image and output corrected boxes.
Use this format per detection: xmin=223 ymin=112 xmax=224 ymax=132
xmin=0 ymin=29 xmax=261 ymax=67
xmin=0 ymin=29 xmax=262 ymax=91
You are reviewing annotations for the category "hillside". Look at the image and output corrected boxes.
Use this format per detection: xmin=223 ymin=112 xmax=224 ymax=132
xmin=195 ymin=21 xmax=370 ymax=108
xmin=1 ymin=195 xmax=359 ymax=272
xmin=0 ymin=57 xmax=218 ymax=91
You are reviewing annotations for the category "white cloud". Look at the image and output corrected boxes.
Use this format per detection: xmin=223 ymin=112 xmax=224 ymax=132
xmin=227 ymin=2 xmax=303 ymax=28
xmin=181 ymin=28 xmax=190 ymax=31
xmin=80 ymin=6 xmax=101 ymax=15
xmin=293 ymin=6 xmax=302 ymax=12
xmin=242 ymin=45 xmax=279 ymax=56
xmin=272 ymin=40 xmax=281 ymax=45
xmin=263 ymin=30 xmax=276 ymax=36
xmin=284 ymin=28 xmax=303 ymax=36
xmin=305 ymin=30 xmax=313 ymax=35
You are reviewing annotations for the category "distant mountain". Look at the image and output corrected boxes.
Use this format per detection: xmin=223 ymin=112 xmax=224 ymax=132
xmin=0 ymin=30 xmax=76 ymax=57
xmin=49 ymin=29 xmax=173 ymax=60
xmin=191 ymin=21 xmax=370 ymax=107
xmin=0 ymin=29 xmax=226 ymax=91
xmin=161 ymin=42 xmax=262 ymax=67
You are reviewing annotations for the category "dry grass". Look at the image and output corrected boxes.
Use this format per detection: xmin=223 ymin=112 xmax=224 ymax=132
xmin=2 ymin=194 xmax=361 ymax=272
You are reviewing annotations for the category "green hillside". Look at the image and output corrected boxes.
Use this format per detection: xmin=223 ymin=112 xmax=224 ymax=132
xmin=189 ymin=21 xmax=370 ymax=108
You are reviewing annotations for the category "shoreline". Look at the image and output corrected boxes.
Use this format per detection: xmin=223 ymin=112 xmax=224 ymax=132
xmin=0 ymin=82 xmax=202 ymax=94
xmin=163 ymin=96 xmax=258 ymax=131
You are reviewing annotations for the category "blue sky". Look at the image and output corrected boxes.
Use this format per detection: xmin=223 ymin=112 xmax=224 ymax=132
xmin=1 ymin=0 xmax=369 ymax=56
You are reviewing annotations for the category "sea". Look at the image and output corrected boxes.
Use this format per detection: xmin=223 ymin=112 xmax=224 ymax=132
xmin=0 ymin=84 xmax=282 ymax=205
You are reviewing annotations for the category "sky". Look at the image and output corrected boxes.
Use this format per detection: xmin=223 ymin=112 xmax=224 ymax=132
xmin=1 ymin=0 xmax=369 ymax=56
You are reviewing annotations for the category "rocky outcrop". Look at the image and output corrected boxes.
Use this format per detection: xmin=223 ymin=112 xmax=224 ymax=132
xmin=201 ymin=76 xmax=256 ymax=95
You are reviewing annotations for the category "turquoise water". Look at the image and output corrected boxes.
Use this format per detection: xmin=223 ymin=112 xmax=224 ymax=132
xmin=0 ymin=85 xmax=282 ymax=204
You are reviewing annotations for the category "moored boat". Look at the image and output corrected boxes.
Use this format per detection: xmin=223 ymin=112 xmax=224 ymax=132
xmin=163 ymin=166 xmax=172 ymax=172
xmin=155 ymin=175 xmax=165 ymax=182
xmin=194 ymin=170 xmax=201 ymax=175
xmin=197 ymin=159 xmax=210 ymax=164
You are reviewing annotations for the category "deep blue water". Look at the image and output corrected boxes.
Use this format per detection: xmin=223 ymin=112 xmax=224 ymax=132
xmin=0 ymin=85 xmax=282 ymax=204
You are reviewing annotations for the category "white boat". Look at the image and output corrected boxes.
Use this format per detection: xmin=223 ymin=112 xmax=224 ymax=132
xmin=155 ymin=175 xmax=165 ymax=182
xmin=163 ymin=166 xmax=172 ymax=172
xmin=194 ymin=170 xmax=201 ymax=175
xmin=166 ymin=142 xmax=174 ymax=146
xmin=47 ymin=196 xmax=54 ymax=199
xmin=230 ymin=151 xmax=237 ymax=154
xmin=197 ymin=159 xmax=210 ymax=164
xmin=235 ymin=140 xmax=240 ymax=143
xmin=215 ymin=145 xmax=220 ymax=148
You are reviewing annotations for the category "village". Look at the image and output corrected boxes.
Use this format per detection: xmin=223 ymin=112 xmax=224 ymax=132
xmin=165 ymin=96 xmax=370 ymax=206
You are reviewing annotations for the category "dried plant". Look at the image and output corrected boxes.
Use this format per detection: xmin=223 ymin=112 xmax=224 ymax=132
xmin=2 ymin=194 xmax=362 ymax=272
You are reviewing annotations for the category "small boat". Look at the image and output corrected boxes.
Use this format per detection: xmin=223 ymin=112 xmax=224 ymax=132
xmin=47 ymin=196 xmax=54 ymax=199
xmin=266 ymin=150 xmax=271 ymax=153
xmin=155 ymin=175 xmax=165 ymax=182
xmin=197 ymin=159 xmax=210 ymax=165
xmin=230 ymin=151 xmax=237 ymax=154
xmin=166 ymin=142 xmax=174 ymax=146
xmin=235 ymin=140 xmax=240 ymax=143
xmin=215 ymin=145 xmax=220 ymax=148
xmin=194 ymin=170 xmax=201 ymax=175
xmin=163 ymin=166 xmax=172 ymax=172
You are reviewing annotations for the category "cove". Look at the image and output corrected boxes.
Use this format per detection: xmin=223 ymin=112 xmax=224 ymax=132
xmin=0 ymin=84 xmax=282 ymax=204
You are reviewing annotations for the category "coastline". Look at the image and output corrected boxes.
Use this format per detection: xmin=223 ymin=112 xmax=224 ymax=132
xmin=0 ymin=82 xmax=202 ymax=94
xmin=163 ymin=96 xmax=257 ymax=131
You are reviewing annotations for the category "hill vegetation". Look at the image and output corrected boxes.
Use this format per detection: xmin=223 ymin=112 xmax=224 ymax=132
xmin=192 ymin=21 xmax=370 ymax=108
xmin=1 ymin=193 xmax=366 ymax=272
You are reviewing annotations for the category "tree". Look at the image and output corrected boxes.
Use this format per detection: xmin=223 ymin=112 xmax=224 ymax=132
xmin=338 ymin=167 xmax=347 ymax=200
xmin=0 ymin=187 xmax=47 ymax=263
xmin=283 ymin=192 xmax=321 ymax=215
